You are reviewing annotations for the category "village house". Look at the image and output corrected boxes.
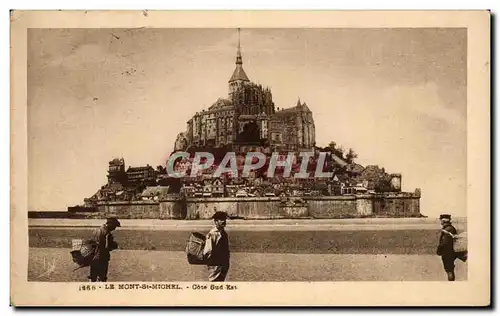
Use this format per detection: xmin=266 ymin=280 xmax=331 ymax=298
xmin=211 ymin=178 xmax=224 ymax=197
xmin=127 ymin=165 xmax=157 ymax=186
xmin=180 ymin=184 xmax=196 ymax=197
xmin=141 ymin=186 xmax=170 ymax=201
xmin=225 ymin=184 xmax=238 ymax=197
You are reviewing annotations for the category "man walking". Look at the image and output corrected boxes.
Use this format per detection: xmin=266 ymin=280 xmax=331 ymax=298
xmin=89 ymin=217 xmax=121 ymax=282
xmin=436 ymin=214 xmax=466 ymax=281
xmin=203 ymin=211 xmax=230 ymax=282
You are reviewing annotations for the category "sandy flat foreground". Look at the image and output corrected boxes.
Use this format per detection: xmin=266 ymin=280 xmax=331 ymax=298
xmin=28 ymin=248 xmax=467 ymax=282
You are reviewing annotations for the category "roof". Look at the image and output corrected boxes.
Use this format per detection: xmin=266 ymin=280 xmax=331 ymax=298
xmin=333 ymin=174 xmax=350 ymax=182
xmin=347 ymin=163 xmax=365 ymax=173
xmin=141 ymin=186 xmax=170 ymax=197
xmin=293 ymin=98 xmax=311 ymax=112
xmin=274 ymin=99 xmax=313 ymax=116
xmin=208 ymin=98 xmax=233 ymax=110
xmin=274 ymin=104 xmax=310 ymax=116
xmin=300 ymin=102 xmax=312 ymax=112
xmin=127 ymin=166 xmax=155 ymax=172
xmin=331 ymin=153 xmax=348 ymax=167
xmin=274 ymin=107 xmax=300 ymax=115
xmin=109 ymin=158 xmax=124 ymax=165
xmin=229 ymin=65 xmax=250 ymax=82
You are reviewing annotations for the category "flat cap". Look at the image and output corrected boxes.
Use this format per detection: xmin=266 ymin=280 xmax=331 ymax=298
xmin=212 ymin=211 xmax=228 ymax=220
xmin=106 ymin=217 xmax=121 ymax=227
xmin=439 ymin=214 xmax=451 ymax=220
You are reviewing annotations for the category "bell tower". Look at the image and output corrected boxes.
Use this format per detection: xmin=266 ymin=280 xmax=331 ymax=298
xmin=228 ymin=28 xmax=250 ymax=101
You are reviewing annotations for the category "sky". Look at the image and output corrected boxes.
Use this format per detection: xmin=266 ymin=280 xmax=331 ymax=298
xmin=27 ymin=28 xmax=467 ymax=217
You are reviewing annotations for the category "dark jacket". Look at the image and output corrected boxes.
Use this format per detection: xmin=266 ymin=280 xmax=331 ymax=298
xmin=203 ymin=227 xmax=230 ymax=266
xmin=92 ymin=225 xmax=117 ymax=261
xmin=437 ymin=224 xmax=457 ymax=256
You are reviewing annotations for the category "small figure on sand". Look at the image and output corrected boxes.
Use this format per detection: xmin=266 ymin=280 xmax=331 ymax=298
xmin=436 ymin=214 xmax=467 ymax=281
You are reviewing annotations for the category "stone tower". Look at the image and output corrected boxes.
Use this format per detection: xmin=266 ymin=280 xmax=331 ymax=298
xmin=228 ymin=28 xmax=250 ymax=101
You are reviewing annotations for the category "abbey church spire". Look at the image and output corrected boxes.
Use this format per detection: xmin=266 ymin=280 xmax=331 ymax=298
xmin=229 ymin=28 xmax=250 ymax=83
xmin=236 ymin=28 xmax=243 ymax=65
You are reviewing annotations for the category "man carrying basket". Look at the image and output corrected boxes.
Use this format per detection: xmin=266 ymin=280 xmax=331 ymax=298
xmin=436 ymin=214 xmax=467 ymax=281
xmin=89 ymin=217 xmax=121 ymax=282
xmin=202 ymin=211 xmax=231 ymax=282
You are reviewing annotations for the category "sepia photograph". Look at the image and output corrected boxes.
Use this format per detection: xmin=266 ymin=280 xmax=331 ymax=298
xmin=10 ymin=10 xmax=490 ymax=306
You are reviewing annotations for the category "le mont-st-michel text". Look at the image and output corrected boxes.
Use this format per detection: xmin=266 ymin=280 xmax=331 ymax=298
xmin=78 ymin=283 xmax=238 ymax=291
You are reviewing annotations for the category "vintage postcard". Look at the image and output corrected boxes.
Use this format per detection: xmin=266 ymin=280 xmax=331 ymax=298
xmin=10 ymin=10 xmax=490 ymax=306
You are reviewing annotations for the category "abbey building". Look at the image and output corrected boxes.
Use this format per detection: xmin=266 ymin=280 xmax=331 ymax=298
xmin=174 ymin=30 xmax=316 ymax=152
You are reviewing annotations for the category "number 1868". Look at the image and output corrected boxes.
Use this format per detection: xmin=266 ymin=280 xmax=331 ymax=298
xmin=79 ymin=285 xmax=97 ymax=291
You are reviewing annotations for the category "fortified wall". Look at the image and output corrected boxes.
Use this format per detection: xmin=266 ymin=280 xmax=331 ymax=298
xmin=95 ymin=193 xmax=421 ymax=220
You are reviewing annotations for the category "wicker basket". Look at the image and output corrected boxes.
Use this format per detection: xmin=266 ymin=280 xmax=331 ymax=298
xmin=71 ymin=239 xmax=83 ymax=251
xmin=453 ymin=232 xmax=467 ymax=253
xmin=70 ymin=239 xmax=97 ymax=268
xmin=186 ymin=232 xmax=206 ymax=265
